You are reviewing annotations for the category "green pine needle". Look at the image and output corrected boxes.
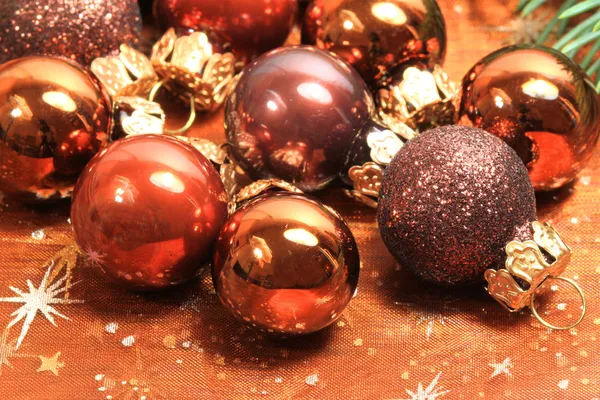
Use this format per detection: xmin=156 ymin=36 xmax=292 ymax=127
xmin=537 ymin=0 xmax=579 ymax=44
xmin=516 ymin=0 xmax=600 ymax=92
xmin=522 ymin=0 xmax=547 ymax=17
xmin=588 ymin=57 xmax=600 ymax=76
xmin=517 ymin=0 xmax=530 ymax=11
xmin=559 ymin=0 xmax=600 ymax=19
xmin=561 ymin=30 xmax=600 ymax=53
xmin=581 ymin=39 xmax=600 ymax=68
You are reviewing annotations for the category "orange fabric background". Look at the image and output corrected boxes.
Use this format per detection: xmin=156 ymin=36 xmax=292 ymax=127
xmin=0 ymin=1 xmax=598 ymax=399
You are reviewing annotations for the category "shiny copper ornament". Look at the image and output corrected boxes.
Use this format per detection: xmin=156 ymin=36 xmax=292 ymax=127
xmin=0 ymin=0 xmax=142 ymax=66
xmin=153 ymin=0 xmax=297 ymax=63
xmin=457 ymin=44 xmax=600 ymax=191
xmin=226 ymin=46 xmax=384 ymax=192
xmin=71 ymin=135 xmax=228 ymax=290
xmin=212 ymin=192 xmax=360 ymax=334
xmin=302 ymin=0 xmax=447 ymax=86
xmin=377 ymin=125 xmax=585 ymax=329
xmin=0 ymin=57 xmax=111 ymax=203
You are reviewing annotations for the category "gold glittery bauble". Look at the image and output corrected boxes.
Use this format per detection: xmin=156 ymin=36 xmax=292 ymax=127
xmin=0 ymin=0 xmax=142 ymax=66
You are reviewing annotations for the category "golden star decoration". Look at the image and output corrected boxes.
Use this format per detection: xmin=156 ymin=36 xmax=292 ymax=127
xmin=37 ymin=351 xmax=64 ymax=376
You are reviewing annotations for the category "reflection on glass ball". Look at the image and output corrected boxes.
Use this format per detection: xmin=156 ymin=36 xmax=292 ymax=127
xmin=457 ymin=44 xmax=600 ymax=191
xmin=0 ymin=57 xmax=111 ymax=203
xmin=212 ymin=192 xmax=360 ymax=334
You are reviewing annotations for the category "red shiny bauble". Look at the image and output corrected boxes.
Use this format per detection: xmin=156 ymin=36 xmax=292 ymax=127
xmin=457 ymin=44 xmax=600 ymax=191
xmin=71 ymin=135 xmax=228 ymax=290
xmin=0 ymin=57 xmax=111 ymax=204
xmin=302 ymin=0 xmax=447 ymax=86
xmin=0 ymin=0 xmax=142 ymax=66
xmin=225 ymin=46 xmax=375 ymax=192
xmin=212 ymin=192 xmax=360 ymax=334
xmin=153 ymin=0 xmax=297 ymax=63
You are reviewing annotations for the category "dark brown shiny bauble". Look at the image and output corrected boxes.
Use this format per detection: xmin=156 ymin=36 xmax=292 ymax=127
xmin=71 ymin=135 xmax=228 ymax=290
xmin=302 ymin=0 xmax=447 ymax=86
xmin=0 ymin=57 xmax=111 ymax=204
xmin=212 ymin=192 xmax=360 ymax=334
xmin=457 ymin=44 xmax=600 ymax=191
xmin=226 ymin=46 xmax=375 ymax=192
xmin=153 ymin=0 xmax=297 ymax=63
xmin=0 ymin=0 xmax=142 ymax=66
xmin=377 ymin=125 xmax=537 ymax=287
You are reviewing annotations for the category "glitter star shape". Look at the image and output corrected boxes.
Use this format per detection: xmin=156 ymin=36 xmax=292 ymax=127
xmin=489 ymin=357 xmax=513 ymax=378
xmin=402 ymin=372 xmax=450 ymax=400
xmin=0 ymin=262 xmax=83 ymax=349
xmin=37 ymin=351 xmax=64 ymax=376
xmin=82 ymin=244 xmax=106 ymax=268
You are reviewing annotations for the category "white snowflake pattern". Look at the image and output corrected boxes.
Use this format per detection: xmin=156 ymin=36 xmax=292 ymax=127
xmin=489 ymin=357 xmax=513 ymax=378
xmin=82 ymin=244 xmax=106 ymax=268
xmin=0 ymin=262 xmax=83 ymax=349
xmin=416 ymin=310 xmax=454 ymax=340
xmin=401 ymin=372 xmax=450 ymax=400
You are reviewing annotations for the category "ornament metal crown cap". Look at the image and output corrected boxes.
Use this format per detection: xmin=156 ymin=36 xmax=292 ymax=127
xmin=150 ymin=28 xmax=236 ymax=113
xmin=91 ymin=28 xmax=236 ymax=137
xmin=377 ymin=65 xmax=458 ymax=137
xmin=485 ymin=221 xmax=586 ymax=330
xmin=345 ymin=65 xmax=459 ymax=208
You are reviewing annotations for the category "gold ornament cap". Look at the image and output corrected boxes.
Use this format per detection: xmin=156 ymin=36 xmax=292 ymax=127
xmin=377 ymin=64 xmax=458 ymax=136
xmin=485 ymin=221 xmax=586 ymax=330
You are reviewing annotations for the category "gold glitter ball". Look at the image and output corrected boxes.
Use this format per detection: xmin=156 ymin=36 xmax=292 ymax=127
xmin=0 ymin=0 xmax=142 ymax=66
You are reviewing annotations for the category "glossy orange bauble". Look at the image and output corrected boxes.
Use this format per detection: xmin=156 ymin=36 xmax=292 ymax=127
xmin=71 ymin=135 xmax=228 ymax=290
xmin=213 ymin=192 xmax=360 ymax=334
xmin=0 ymin=57 xmax=111 ymax=203
xmin=302 ymin=0 xmax=447 ymax=86
xmin=457 ymin=45 xmax=600 ymax=191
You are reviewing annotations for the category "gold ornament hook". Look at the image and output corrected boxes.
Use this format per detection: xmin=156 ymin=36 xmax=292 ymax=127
xmin=148 ymin=78 xmax=196 ymax=135
xmin=530 ymin=276 xmax=586 ymax=331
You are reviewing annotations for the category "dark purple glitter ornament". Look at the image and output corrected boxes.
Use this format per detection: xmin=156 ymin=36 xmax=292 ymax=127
xmin=0 ymin=0 xmax=142 ymax=66
xmin=377 ymin=125 xmax=536 ymax=286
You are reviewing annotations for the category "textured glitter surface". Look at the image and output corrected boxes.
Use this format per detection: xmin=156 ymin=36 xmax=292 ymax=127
xmin=0 ymin=0 xmax=142 ymax=66
xmin=377 ymin=125 xmax=537 ymax=286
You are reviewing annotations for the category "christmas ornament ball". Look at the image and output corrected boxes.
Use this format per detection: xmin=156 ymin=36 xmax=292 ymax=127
xmin=0 ymin=57 xmax=111 ymax=203
xmin=226 ymin=46 xmax=374 ymax=192
xmin=71 ymin=135 xmax=228 ymax=290
xmin=213 ymin=192 xmax=360 ymax=334
xmin=302 ymin=0 xmax=447 ymax=86
xmin=377 ymin=125 xmax=537 ymax=286
xmin=457 ymin=44 xmax=600 ymax=191
xmin=0 ymin=0 xmax=142 ymax=66
xmin=153 ymin=0 xmax=297 ymax=63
